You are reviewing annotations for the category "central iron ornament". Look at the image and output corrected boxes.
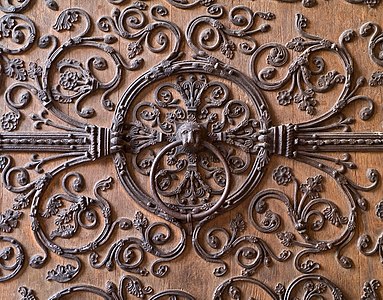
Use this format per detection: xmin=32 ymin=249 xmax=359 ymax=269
xmin=111 ymin=61 xmax=271 ymax=223
xmin=176 ymin=121 xmax=204 ymax=152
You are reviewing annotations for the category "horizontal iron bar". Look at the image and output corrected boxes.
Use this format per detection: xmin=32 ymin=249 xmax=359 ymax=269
xmin=295 ymin=132 xmax=383 ymax=152
xmin=0 ymin=127 xmax=111 ymax=159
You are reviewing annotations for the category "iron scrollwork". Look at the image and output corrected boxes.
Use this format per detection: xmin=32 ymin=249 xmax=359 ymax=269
xmin=0 ymin=236 xmax=24 ymax=282
xmin=111 ymin=61 xmax=271 ymax=224
xmin=277 ymin=0 xmax=380 ymax=7
xmin=0 ymin=0 xmax=382 ymax=299
xmin=19 ymin=275 xmax=196 ymax=299
xmin=249 ymin=165 xmax=377 ymax=273
xmin=213 ymin=275 xmax=344 ymax=299
xmin=361 ymin=280 xmax=382 ymax=300
xmin=192 ymin=213 xmax=291 ymax=277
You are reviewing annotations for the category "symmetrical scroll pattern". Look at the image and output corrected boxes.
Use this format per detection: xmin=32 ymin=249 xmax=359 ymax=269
xmin=193 ymin=213 xmax=291 ymax=277
xmin=0 ymin=0 xmax=382 ymax=299
xmin=17 ymin=276 xmax=196 ymax=300
xmin=250 ymin=165 xmax=377 ymax=273
xmin=213 ymin=275 xmax=344 ymax=299
xmin=112 ymin=65 xmax=270 ymax=223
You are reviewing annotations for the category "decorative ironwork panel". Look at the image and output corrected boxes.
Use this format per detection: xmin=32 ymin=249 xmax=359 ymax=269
xmin=0 ymin=0 xmax=382 ymax=298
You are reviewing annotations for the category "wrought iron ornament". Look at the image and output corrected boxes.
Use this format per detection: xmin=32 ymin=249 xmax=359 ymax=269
xmin=0 ymin=0 xmax=382 ymax=298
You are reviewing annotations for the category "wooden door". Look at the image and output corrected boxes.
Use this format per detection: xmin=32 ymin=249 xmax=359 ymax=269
xmin=1 ymin=0 xmax=383 ymax=298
